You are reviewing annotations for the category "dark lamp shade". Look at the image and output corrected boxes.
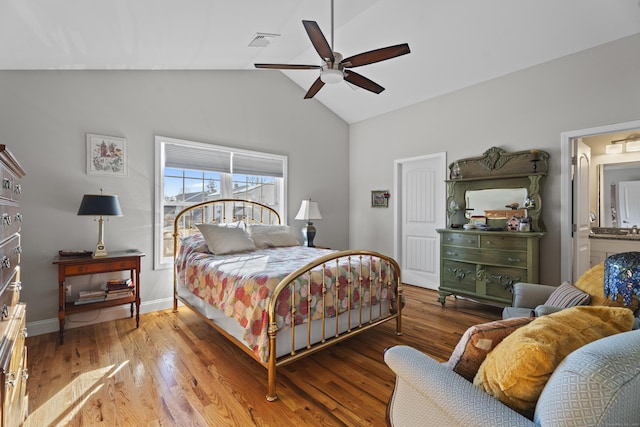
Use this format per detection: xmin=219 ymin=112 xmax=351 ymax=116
xmin=77 ymin=194 xmax=123 ymax=216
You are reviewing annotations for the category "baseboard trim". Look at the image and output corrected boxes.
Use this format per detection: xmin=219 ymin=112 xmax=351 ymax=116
xmin=26 ymin=297 xmax=174 ymax=337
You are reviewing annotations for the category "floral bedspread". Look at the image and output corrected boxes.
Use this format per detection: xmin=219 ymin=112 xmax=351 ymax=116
xmin=175 ymin=233 xmax=396 ymax=363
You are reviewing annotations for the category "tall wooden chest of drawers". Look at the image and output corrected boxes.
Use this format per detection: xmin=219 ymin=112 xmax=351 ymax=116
xmin=437 ymin=229 xmax=544 ymax=306
xmin=0 ymin=146 xmax=27 ymax=426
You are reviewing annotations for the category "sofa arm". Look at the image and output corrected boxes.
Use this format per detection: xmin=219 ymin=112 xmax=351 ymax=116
xmin=510 ymin=282 xmax=556 ymax=308
xmin=533 ymin=305 xmax=566 ymax=317
xmin=384 ymin=346 xmax=533 ymax=427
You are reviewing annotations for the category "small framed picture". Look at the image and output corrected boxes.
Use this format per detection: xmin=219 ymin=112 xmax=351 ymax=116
xmin=86 ymin=133 xmax=128 ymax=177
xmin=371 ymin=190 xmax=389 ymax=208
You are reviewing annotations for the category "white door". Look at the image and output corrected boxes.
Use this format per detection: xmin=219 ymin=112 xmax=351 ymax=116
xmin=618 ymin=180 xmax=640 ymax=227
xmin=395 ymin=153 xmax=446 ymax=289
xmin=572 ymin=139 xmax=591 ymax=282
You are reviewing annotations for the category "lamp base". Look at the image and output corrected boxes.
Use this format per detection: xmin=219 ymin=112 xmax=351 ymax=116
xmin=93 ymin=244 xmax=107 ymax=258
xmin=302 ymin=222 xmax=317 ymax=247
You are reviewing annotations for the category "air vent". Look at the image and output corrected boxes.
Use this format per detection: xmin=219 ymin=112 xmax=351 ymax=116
xmin=248 ymin=33 xmax=281 ymax=48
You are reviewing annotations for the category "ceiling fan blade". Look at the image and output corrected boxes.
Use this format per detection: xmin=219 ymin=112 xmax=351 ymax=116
xmin=304 ymin=77 xmax=325 ymax=99
xmin=344 ymin=71 xmax=384 ymax=94
xmin=255 ymin=63 xmax=321 ymax=70
xmin=302 ymin=20 xmax=334 ymax=62
xmin=341 ymin=43 xmax=410 ymax=68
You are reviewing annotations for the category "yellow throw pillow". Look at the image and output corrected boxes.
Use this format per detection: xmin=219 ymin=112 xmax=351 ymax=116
xmin=473 ymin=306 xmax=634 ymax=419
xmin=574 ymin=262 xmax=639 ymax=311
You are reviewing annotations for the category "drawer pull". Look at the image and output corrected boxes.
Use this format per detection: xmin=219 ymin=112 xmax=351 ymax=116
xmin=15 ymin=212 xmax=22 ymax=222
xmin=446 ymin=251 xmax=458 ymax=257
xmin=1 ymin=256 xmax=10 ymax=269
xmin=489 ymin=273 xmax=521 ymax=289
xmin=447 ymin=267 xmax=472 ymax=281
xmin=1 ymin=213 xmax=10 ymax=227
xmin=15 ymin=245 xmax=21 ymax=254
xmin=14 ymin=184 xmax=21 ymax=194
xmin=0 ymin=304 xmax=7 ymax=320
xmin=22 ymin=368 xmax=28 ymax=381
xmin=2 ymin=178 xmax=10 ymax=190
xmin=5 ymin=372 xmax=15 ymax=387
xmin=10 ymin=281 xmax=22 ymax=291
xmin=507 ymin=257 xmax=521 ymax=263
xmin=21 ymin=327 xmax=27 ymax=338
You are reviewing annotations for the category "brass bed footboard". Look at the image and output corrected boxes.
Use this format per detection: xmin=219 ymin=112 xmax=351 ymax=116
xmin=172 ymin=199 xmax=402 ymax=402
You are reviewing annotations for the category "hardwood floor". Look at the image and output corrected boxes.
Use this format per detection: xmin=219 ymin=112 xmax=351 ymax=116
xmin=25 ymin=286 xmax=501 ymax=427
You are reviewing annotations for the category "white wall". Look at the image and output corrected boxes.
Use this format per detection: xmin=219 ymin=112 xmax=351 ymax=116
xmin=349 ymin=33 xmax=640 ymax=286
xmin=1 ymin=70 xmax=349 ymax=334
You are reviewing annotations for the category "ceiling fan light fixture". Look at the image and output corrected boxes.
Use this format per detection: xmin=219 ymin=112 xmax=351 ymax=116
xmin=320 ymin=69 xmax=343 ymax=84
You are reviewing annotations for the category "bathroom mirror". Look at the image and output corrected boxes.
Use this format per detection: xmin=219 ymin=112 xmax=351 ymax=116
xmin=598 ymin=161 xmax=640 ymax=227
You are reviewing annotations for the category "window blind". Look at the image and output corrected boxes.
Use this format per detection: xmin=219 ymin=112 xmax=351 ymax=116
xmin=232 ymin=152 xmax=285 ymax=178
xmin=164 ymin=143 xmax=231 ymax=173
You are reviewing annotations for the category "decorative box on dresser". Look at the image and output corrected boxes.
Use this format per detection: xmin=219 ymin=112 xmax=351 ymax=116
xmin=0 ymin=145 xmax=27 ymax=426
xmin=437 ymin=147 xmax=548 ymax=307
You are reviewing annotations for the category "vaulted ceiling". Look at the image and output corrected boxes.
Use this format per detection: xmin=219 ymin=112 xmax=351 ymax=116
xmin=2 ymin=0 xmax=639 ymax=123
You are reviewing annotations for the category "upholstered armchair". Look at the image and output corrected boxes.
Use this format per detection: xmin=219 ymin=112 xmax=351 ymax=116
xmin=384 ymin=328 xmax=640 ymax=427
xmin=502 ymin=262 xmax=639 ymax=320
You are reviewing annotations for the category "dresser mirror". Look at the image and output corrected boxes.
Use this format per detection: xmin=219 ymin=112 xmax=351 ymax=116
xmin=465 ymin=188 xmax=528 ymax=218
xmin=446 ymin=146 xmax=549 ymax=231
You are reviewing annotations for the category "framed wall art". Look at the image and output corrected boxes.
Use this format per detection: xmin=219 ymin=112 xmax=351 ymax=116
xmin=86 ymin=133 xmax=128 ymax=177
xmin=371 ymin=190 xmax=389 ymax=208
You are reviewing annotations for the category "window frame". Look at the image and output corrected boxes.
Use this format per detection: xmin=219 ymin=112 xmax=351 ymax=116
xmin=154 ymin=135 xmax=288 ymax=269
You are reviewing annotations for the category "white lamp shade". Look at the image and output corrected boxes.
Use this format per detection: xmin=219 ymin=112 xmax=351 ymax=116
xmin=295 ymin=200 xmax=322 ymax=221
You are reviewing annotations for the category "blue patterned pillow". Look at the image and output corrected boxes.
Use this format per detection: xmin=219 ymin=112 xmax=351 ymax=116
xmin=544 ymin=281 xmax=591 ymax=308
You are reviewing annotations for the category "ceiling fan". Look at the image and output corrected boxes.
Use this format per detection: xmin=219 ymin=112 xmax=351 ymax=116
xmin=254 ymin=0 xmax=410 ymax=99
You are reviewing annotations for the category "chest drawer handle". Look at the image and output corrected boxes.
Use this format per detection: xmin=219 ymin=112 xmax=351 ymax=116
xmin=2 ymin=178 xmax=10 ymax=190
xmin=21 ymin=327 xmax=27 ymax=338
xmin=22 ymin=368 xmax=28 ymax=381
xmin=0 ymin=304 xmax=7 ymax=320
xmin=15 ymin=245 xmax=21 ymax=255
xmin=507 ymin=257 xmax=521 ymax=263
xmin=1 ymin=256 xmax=10 ymax=269
xmin=5 ymin=372 xmax=16 ymax=387
xmin=15 ymin=212 xmax=22 ymax=222
xmin=10 ymin=281 xmax=22 ymax=291
xmin=446 ymin=251 xmax=458 ymax=257
xmin=2 ymin=213 xmax=10 ymax=227
xmin=14 ymin=184 xmax=21 ymax=194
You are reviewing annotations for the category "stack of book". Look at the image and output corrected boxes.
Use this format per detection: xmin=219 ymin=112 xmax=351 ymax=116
xmin=105 ymin=278 xmax=134 ymax=301
xmin=75 ymin=290 xmax=106 ymax=305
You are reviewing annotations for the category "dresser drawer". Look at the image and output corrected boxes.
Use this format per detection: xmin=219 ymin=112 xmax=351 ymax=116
xmin=480 ymin=234 xmax=528 ymax=251
xmin=479 ymin=248 xmax=528 ymax=268
xmin=0 ymin=235 xmax=19 ymax=292
xmin=0 ymin=269 xmax=20 ymax=313
xmin=485 ymin=265 xmax=524 ymax=300
xmin=0 ymin=205 xmax=21 ymax=243
xmin=441 ymin=260 xmax=476 ymax=293
xmin=440 ymin=232 xmax=479 ymax=248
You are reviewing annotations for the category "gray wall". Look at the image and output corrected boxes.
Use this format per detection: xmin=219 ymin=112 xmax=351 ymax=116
xmin=349 ymin=33 xmax=640 ymax=286
xmin=2 ymin=70 xmax=349 ymax=334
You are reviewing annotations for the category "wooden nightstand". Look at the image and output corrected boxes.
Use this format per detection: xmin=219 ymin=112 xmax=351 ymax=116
xmin=53 ymin=251 xmax=144 ymax=344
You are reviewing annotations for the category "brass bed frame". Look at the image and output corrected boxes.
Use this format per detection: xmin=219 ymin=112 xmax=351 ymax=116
xmin=172 ymin=199 xmax=403 ymax=401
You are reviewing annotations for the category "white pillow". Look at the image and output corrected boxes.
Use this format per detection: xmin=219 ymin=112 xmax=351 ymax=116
xmin=247 ymin=224 xmax=300 ymax=249
xmin=195 ymin=223 xmax=256 ymax=255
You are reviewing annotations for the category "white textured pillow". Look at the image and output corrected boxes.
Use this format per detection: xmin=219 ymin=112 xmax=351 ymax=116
xmin=195 ymin=223 xmax=256 ymax=255
xmin=248 ymin=224 xmax=300 ymax=248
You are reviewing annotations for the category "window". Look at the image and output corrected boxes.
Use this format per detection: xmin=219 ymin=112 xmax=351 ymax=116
xmin=154 ymin=136 xmax=287 ymax=269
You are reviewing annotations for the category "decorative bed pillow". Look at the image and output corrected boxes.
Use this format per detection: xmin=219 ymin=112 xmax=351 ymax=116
xmin=543 ymin=281 xmax=591 ymax=308
xmin=473 ymin=306 xmax=635 ymax=419
xmin=195 ymin=223 xmax=256 ymax=255
xmin=446 ymin=317 xmax=534 ymax=382
xmin=248 ymin=224 xmax=300 ymax=248
xmin=575 ymin=262 xmax=638 ymax=311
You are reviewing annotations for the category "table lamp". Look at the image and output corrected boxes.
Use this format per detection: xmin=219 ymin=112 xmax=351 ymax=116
xmin=295 ymin=199 xmax=322 ymax=247
xmin=77 ymin=189 xmax=123 ymax=257
xmin=604 ymin=252 xmax=640 ymax=307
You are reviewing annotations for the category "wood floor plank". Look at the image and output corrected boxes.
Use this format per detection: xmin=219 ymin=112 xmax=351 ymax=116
xmin=25 ymin=286 xmax=501 ymax=426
